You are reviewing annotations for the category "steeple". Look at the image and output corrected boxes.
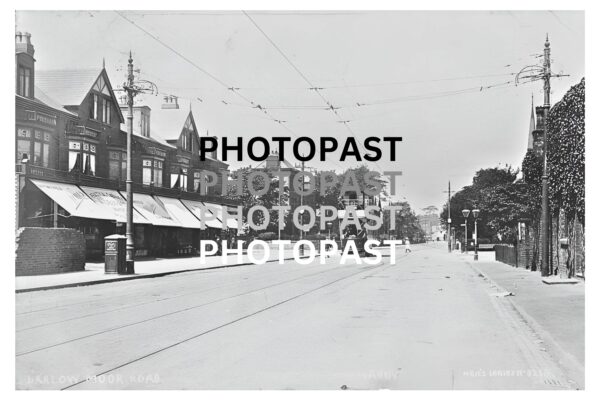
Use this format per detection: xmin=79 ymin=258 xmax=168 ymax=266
xmin=527 ymin=95 xmax=536 ymax=149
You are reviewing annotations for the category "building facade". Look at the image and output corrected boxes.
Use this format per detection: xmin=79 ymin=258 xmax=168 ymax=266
xmin=15 ymin=32 xmax=240 ymax=260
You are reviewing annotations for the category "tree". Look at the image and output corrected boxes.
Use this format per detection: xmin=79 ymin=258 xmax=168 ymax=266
xmin=440 ymin=166 xmax=529 ymax=243
xmin=224 ymin=168 xmax=289 ymax=236
xmin=383 ymin=201 xmax=425 ymax=243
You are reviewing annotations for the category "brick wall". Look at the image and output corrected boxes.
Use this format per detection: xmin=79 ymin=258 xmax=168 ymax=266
xmin=15 ymin=227 xmax=85 ymax=276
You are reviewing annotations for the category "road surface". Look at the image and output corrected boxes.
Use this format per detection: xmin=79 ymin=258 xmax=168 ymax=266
xmin=16 ymin=243 xmax=577 ymax=389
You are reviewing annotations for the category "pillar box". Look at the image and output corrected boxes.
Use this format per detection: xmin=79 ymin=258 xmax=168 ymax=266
xmin=104 ymin=234 xmax=127 ymax=274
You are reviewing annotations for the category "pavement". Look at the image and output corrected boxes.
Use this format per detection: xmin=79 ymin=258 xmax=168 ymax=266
xmin=454 ymin=250 xmax=585 ymax=386
xmin=16 ymin=245 xmax=298 ymax=292
xmin=15 ymin=243 xmax=584 ymax=389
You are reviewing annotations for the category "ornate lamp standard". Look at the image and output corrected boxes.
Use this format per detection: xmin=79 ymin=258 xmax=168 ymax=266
xmin=462 ymin=209 xmax=470 ymax=254
xmin=120 ymin=52 xmax=157 ymax=273
xmin=472 ymin=209 xmax=480 ymax=261
xmin=515 ymin=36 xmax=568 ymax=277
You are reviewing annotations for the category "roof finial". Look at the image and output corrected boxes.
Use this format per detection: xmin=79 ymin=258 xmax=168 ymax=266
xmin=102 ymin=57 xmax=105 ymax=69
xmin=545 ymin=33 xmax=550 ymax=47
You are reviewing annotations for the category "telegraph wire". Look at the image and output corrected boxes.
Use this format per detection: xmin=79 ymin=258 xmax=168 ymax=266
xmin=313 ymin=72 xmax=517 ymax=90
xmin=116 ymin=12 xmax=349 ymax=173
xmin=142 ymin=71 xmax=516 ymax=92
xmin=114 ymin=10 xmax=528 ymax=177
xmin=115 ymin=11 xmax=291 ymax=130
xmin=242 ymin=10 xmax=385 ymax=176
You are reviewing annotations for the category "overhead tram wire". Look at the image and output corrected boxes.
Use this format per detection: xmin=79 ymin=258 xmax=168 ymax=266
xmin=115 ymin=13 xmax=296 ymax=133
xmin=241 ymin=10 xmax=387 ymax=176
xmin=142 ymin=71 xmax=516 ymax=92
xmin=314 ymin=72 xmax=517 ymax=90
xmin=114 ymin=11 xmax=348 ymax=172
xmin=347 ymin=80 xmax=515 ymax=108
xmin=116 ymin=11 xmax=523 ymax=176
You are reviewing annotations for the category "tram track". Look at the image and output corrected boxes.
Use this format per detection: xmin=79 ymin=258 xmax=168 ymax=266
xmin=60 ymin=255 xmax=400 ymax=390
xmin=17 ymin=259 xmax=338 ymax=331
xmin=17 ymin=254 xmax=404 ymax=357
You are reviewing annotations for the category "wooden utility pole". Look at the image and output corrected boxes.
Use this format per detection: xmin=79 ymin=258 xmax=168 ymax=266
xmin=443 ymin=181 xmax=455 ymax=252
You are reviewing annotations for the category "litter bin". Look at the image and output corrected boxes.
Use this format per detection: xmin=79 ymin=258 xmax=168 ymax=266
xmin=105 ymin=234 xmax=126 ymax=274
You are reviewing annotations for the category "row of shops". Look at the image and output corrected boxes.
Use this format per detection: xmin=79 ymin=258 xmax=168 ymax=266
xmin=21 ymin=176 xmax=239 ymax=260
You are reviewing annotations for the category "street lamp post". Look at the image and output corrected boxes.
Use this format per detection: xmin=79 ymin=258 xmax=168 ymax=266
xmin=539 ymin=38 xmax=552 ymax=277
xmin=120 ymin=52 xmax=157 ymax=274
xmin=462 ymin=209 xmax=470 ymax=254
xmin=472 ymin=209 xmax=480 ymax=261
xmin=124 ymin=53 xmax=135 ymax=274
xmin=515 ymin=36 xmax=568 ymax=277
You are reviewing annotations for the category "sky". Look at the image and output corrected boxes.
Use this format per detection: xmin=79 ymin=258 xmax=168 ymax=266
xmin=15 ymin=10 xmax=585 ymax=213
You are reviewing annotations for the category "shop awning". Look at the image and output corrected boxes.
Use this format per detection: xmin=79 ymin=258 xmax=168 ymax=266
xmin=180 ymin=199 xmax=223 ymax=229
xmin=154 ymin=196 xmax=202 ymax=229
xmin=202 ymin=202 xmax=240 ymax=230
xmin=29 ymin=179 xmax=115 ymax=221
xmin=79 ymin=186 xmax=148 ymax=224
xmin=119 ymin=192 xmax=181 ymax=227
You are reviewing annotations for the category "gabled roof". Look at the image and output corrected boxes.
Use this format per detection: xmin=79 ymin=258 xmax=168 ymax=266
xmin=121 ymin=130 xmax=176 ymax=150
xmin=159 ymin=109 xmax=199 ymax=141
xmin=35 ymin=68 xmax=124 ymax=123
xmin=17 ymin=88 xmax=78 ymax=117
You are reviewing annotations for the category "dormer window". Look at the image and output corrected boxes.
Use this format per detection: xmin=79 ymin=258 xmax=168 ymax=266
xmin=102 ymin=98 xmax=111 ymax=124
xmin=91 ymin=94 xmax=98 ymax=120
xmin=17 ymin=66 xmax=31 ymax=98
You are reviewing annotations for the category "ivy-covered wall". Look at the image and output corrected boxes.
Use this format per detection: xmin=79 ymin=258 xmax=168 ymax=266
xmin=520 ymin=78 xmax=585 ymax=278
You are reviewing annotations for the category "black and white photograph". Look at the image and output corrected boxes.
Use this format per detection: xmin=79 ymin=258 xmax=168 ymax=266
xmin=4 ymin=2 xmax=595 ymax=394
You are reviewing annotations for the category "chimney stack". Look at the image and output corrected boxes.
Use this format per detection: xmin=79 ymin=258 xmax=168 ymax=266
xmin=15 ymin=32 xmax=35 ymax=57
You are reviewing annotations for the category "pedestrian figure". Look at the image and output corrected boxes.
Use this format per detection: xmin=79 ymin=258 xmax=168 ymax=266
xmin=404 ymin=238 xmax=411 ymax=253
xmin=215 ymin=236 xmax=222 ymax=256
